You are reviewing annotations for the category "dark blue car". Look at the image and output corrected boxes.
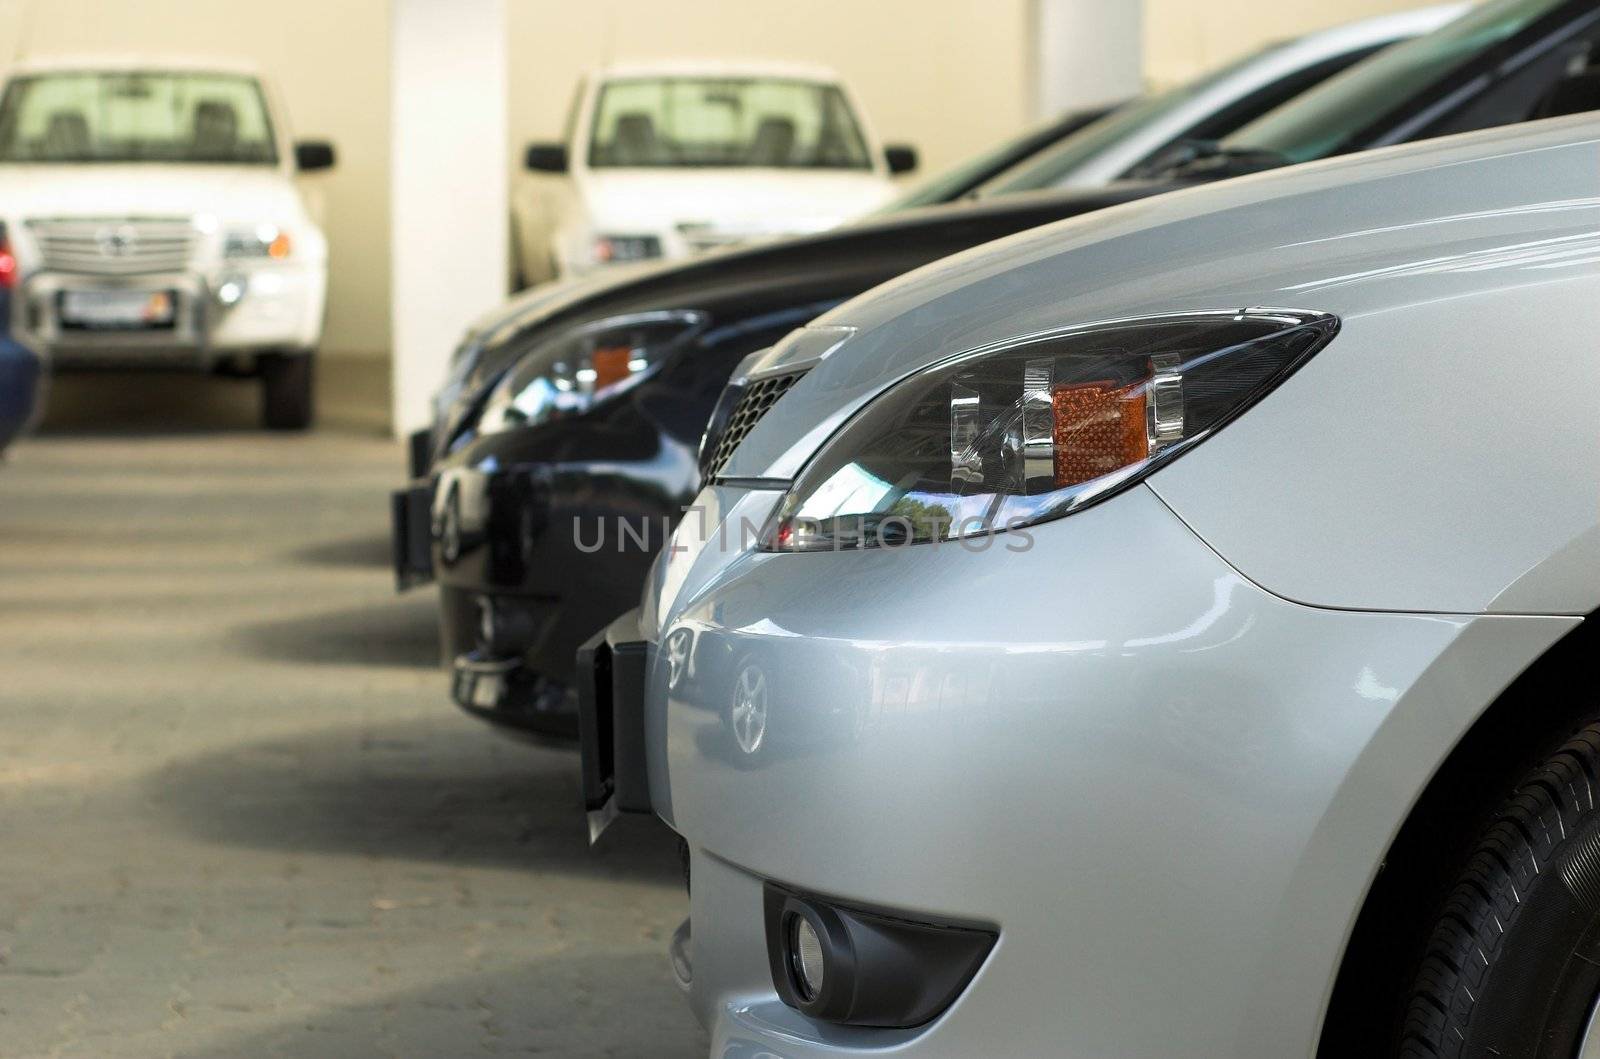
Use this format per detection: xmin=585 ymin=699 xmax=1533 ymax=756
xmin=0 ymin=224 xmax=42 ymax=455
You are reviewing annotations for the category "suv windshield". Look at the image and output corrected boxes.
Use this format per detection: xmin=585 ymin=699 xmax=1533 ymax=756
xmin=1224 ymin=0 xmax=1572 ymax=162
xmin=587 ymin=77 xmax=871 ymax=169
xmin=0 ymin=71 xmax=277 ymax=165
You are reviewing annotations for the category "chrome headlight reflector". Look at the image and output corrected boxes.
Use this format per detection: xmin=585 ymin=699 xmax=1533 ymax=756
xmin=766 ymin=308 xmax=1338 ymax=551
xmin=476 ymin=309 xmax=708 ymax=435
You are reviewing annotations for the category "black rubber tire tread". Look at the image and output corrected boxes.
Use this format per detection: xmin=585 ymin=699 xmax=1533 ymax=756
xmin=1399 ymin=722 xmax=1600 ymax=1058
xmin=261 ymin=352 xmax=315 ymax=431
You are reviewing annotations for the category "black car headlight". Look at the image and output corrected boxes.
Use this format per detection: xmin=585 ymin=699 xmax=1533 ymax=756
xmin=764 ymin=308 xmax=1338 ymax=551
xmin=476 ymin=309 xmax=707 ymax=435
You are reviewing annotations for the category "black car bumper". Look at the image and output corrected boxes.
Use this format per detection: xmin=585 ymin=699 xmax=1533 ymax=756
xmin=450 ymin=644 xmax=579 ymax=740
xmin=428 ymin=437 xmax=693 ymax=688
xmin=576 ymin=607 xmax=651 ymax=842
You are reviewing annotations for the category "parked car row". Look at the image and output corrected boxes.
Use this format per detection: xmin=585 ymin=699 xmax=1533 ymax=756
xmin=394 ymin=4 xmax=1466 ymax=740
xmin=398 ymin=0 xmax=1600 ymax=1053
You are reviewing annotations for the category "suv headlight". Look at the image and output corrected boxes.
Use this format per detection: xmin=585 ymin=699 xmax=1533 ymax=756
xmin=476 ymin=309 xmax=708 ymax=435
xmin=765 ymin=308 xmax=1339 ymax=551
xmin=224 ymin=224 xmax=292 ymax=260
xmin=593 ymin=234 xmax=662 ymax=264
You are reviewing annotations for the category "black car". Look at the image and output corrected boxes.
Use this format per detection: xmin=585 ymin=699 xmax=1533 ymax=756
xmin=398 ymin=182 xmax=1167 ymax=736
xmin=399 ymin=0 xmax=1600 ymax=740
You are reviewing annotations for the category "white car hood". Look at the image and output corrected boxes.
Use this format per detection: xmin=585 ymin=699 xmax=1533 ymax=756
xmin=579 ymin=168 xmax=894 ymax=239
xmin=0 ymin=164 xmax=303 ymax=223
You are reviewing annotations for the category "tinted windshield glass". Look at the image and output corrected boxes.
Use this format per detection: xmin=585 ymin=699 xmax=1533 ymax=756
xmin=975 ymin=44 xmax=1282 ymax=196
xmin=588 ymin=77 xmax=871 ymax=169
xmin=879 ymin=105 xmax=1128 ymax=212
xmin=0 ymin=71 xmax=277 ymax=165
xmin=1225 ymin=0 xmax=1567 ymax=161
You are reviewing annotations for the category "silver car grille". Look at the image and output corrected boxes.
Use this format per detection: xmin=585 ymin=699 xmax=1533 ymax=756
xmin=26 ymin=217 xmax=197 ymax=275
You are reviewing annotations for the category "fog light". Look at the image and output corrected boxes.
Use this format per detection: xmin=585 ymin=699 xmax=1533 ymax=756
xmin=790 ymin=914 xmax=826 ymax=1000
xmin=766 ymin=884 xmax=996 ymax=1028
xmin=216 ymin=276 xmax=245 ymax=306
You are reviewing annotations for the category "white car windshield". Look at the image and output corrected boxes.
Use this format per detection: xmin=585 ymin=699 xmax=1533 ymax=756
xmin=0 ymin=71 xmax=278 ymax=165
xmin=587 ymin=77 xmax=872 ymax=170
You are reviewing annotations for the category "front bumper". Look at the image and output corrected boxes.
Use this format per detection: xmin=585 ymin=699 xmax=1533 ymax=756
xmin=449 ymin=646 xmax=578 ymax=739
xmin=616 ymin=482 xmax=1571 ymax=1056
xmin=18 ymin=265 xmax=324 ymax=369
xmin=427 ymin=431 xmax=695 ymax=688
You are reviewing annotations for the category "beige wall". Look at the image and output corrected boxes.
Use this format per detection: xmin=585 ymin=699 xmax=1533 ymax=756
xmin=0 ymin=0 xmax=390 ymax=359
xmin=1144 ymin=0 xmax=1454 ymax=87
xmin=507 ymin=0 xmax=1035 ymax=189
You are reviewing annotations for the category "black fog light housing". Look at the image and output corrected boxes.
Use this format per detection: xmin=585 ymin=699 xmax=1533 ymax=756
xmin=764 ymin=883 xmax=996 ymax=1028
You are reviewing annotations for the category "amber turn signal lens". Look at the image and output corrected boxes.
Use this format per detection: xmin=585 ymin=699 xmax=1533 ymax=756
xmin=1050 ymin=381 xmax=1148 ymax=487
xmin=591 ymin=345 xmax=634 ymax=390
xmin=267 ymin=231 xmax=292 ymax=259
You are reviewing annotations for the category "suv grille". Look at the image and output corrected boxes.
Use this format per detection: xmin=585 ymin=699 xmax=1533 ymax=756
xmin=27 ymin=217 xmax=197 ymax=275
xmin=701 ymin=368 xmax=809 ymax=481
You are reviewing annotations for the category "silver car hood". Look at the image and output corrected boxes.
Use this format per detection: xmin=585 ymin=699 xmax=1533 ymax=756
xmin=722 ymin=114 xmax=1600 ymax=483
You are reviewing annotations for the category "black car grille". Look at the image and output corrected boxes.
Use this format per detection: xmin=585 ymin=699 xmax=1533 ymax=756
xmin=701 ymin=368 xmax=809 ymax=481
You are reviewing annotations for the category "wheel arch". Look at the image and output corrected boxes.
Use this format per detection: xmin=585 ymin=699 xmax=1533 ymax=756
xmin=1318 ymin=609 xmax=1600 ymax=1055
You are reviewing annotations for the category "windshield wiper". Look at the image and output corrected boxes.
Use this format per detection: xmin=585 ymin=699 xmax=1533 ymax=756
xmin=1132 ymin=138 xmax=1292 ymax=181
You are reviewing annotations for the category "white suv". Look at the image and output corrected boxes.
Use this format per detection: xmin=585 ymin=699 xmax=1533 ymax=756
xmin=512 ymin=61 xmax=916 ymax=285
xmin=0 ymin=57 xmax=334 ymax=429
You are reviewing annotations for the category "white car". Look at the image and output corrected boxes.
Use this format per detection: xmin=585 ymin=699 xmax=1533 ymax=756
xmin=0 ymin=56 xmax=335 ymax=429
xmin=511 ymin=61 xmax=915 ymax=285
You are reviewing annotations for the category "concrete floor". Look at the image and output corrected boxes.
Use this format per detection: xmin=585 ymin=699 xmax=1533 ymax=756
xmin=0 ymin=422 xmax=706 ymax=1057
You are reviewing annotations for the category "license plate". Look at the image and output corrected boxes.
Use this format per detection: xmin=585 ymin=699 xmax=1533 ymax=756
xmin=58 ymin=289 xmax=177 ymax=331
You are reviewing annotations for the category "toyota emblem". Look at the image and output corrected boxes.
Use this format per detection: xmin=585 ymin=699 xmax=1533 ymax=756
xmin=96 ymin=226 xmax=137 ymax=258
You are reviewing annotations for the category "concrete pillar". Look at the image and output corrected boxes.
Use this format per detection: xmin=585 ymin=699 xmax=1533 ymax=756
xmin=1031 ymin=0 xmax=1144 ymax=119
xmin=390 ymin=0 xmax=508 ymax=437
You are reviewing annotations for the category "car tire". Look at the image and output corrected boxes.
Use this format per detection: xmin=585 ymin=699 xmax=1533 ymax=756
xmin=1399 ymin=720 xmax=1600 ymax=1057
xmin=260 ymin=351 xmax=314 ymax=431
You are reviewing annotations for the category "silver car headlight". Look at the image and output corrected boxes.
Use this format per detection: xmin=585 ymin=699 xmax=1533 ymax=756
xmin=476 ymin=309 xmax=707 ymax=435
xmin=764 ymin=308 xmax=1339 ymax=551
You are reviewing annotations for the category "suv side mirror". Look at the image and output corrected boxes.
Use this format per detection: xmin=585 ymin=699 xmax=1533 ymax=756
xmin=525 ymin=142 xmax=569 ymax=173
xmin=884 ymin=144 xmax=918 ymax=175
xmin=295 ymin=140 xmax=337 ymax=172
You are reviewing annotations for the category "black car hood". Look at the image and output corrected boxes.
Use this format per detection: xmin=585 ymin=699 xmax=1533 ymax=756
xmin=439 ymin=179 xmax=1187 ymax=450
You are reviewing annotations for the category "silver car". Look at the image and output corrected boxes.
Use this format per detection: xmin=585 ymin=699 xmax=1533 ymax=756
xmin=578 ymin=111 xmax=1600 ymax=1056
